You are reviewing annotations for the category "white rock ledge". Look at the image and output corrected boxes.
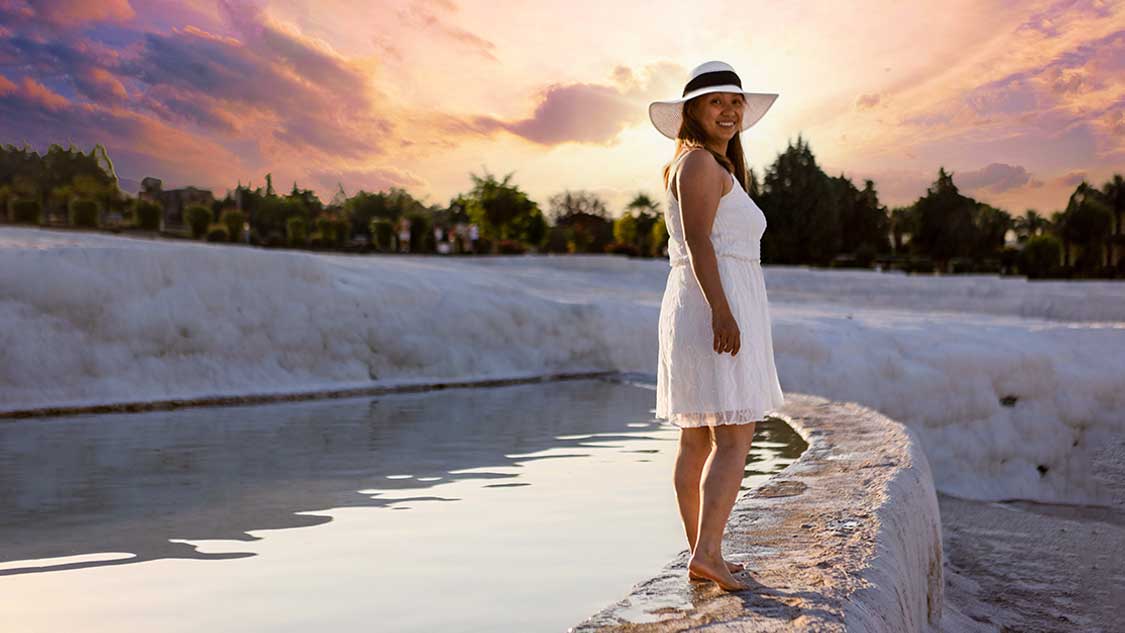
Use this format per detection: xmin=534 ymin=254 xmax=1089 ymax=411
xmin=572 ymin=393 xmax=944 ymax=632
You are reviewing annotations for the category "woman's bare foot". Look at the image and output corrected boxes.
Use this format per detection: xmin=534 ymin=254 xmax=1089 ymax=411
xmin=687 ymin=554 xmax=748 ymax=591
xmin=688 ymin=560 xmax=743 ymax=580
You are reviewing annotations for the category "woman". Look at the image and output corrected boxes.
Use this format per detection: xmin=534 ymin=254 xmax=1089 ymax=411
xmin=650 ymin=61 xmax=786 ymax=592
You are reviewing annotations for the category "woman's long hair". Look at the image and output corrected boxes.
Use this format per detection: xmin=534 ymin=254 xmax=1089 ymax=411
xmin=661 ymin=95 xmax=748 ymax=193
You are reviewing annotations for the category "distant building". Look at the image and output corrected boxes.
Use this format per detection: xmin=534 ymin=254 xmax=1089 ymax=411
xmin=138 ymin=177 xmax=214 ymax=231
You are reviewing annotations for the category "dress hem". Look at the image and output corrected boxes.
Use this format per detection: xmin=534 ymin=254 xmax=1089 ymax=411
xmin=654 ymin=403 xmax=784 ymax=428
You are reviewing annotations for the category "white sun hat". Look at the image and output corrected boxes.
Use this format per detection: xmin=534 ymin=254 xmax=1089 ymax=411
xmin=648 ymin=60 xmax=778 ymax=140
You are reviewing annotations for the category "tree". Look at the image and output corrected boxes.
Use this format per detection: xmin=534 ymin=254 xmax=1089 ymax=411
xmin=1021 ymin=234 xmax=1062 ymax=279
xmin=547 ymin=190 xmax=609 ymax=223
xmin=134 ymin=199 xmax=162 ymax=231
xmin=1013 ymin=209 xmax=1049 ymax=243
xmin=1100 ymin=174 xmax=1124 ymax=269
xmin=220 ymin=209 xmax=245 ymax=242
xmin=625 ymin=193 xmax=660 ymax=256
xmin=613 ymin=212 xmax=638 ymax=245
xmin=973 ymin=203 xmax=1012 ymax=260
xmin=758 ymin=134 xmax=839 ymax=265
xmin=1062 ymin=181 xmax=1113 ymax=275
xmin=185 ymin=204 xmax=212 ymax=239
xmin=465 ymin=169 xmax=544 ymax=251
xmin=345 ymin=188 xmax=426 ymax=240
xmin=830 ymin=175 xmax=890 ymax=258
xmin=651 ymin=214 xmax=669 ymax=257
xmin=549 ymin=190 xmax=613 ymax=253
xmin=911 ymin=167 xmax=978 ymax=271
xmin=889 ymin=205 xmax=918 ymax=254
xmin=747 ymin=166 xmax=762 ymax=199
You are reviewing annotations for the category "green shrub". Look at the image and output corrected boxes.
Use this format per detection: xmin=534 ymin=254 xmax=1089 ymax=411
xmin=903 ymin=257 xmax=935 ymax=274
xmin=604 ymin=241 xmax=640 ymax=257
xmin=220 ymin=209 xmax=245 ymax=242
xmin=334 ymin=218 xmax=350 ymax=247
xmin=369 ymin=219 xmax=393 ymax=251
xmin=854 ymin=244 xmax=877 ymax=268
xmin=286 ymin=216 xmax=308 ymax=247
xmin=205 ymin=224 xmax=229 ymax=242
xmin=134 ymin=199 xmax=162 ymax=230
xmin=69 ymin=199 xmax=99 ymax=228
xmin=315 ymin=216 xmax=337 ymax=244
xmin=11 ymin=199 xmax=41 ymax=224
xmin=308 ymin=231 xmax=328 ymax=249
xmin=1021 ymin=234 xmax=1062 ymax=279
xmin=497 ymin=239 xmax=528 ymax=254
xmin=650 ymin=216 xmax=669 ymax=256
xmin=544 ymin=226 xmax=569 ymax=254
xmin=185 ymin=204 xmax=212 ymax=239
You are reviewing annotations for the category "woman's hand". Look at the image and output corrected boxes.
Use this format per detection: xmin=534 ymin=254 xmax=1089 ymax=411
xmin=712 ymin=306 xmax=740 ymax=355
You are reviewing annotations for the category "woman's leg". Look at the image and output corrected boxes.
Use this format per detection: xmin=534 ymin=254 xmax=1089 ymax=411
xmin=688 ymin=421 xmax=756 ymax=590
xmin=673 ymin=426 xmax=712 ymax=552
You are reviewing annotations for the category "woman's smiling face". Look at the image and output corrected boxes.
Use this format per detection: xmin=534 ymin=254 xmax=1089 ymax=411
xmin=693 ymin=91 xmax=746 ymax=143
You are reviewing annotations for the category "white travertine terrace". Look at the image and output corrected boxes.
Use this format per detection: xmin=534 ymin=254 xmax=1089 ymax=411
xmin=572 ymin=394 xmax=979 ymax=633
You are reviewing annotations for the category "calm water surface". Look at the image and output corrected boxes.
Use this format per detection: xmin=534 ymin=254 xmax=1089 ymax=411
xmin=0 ymin=377 xmax=805 ymax=632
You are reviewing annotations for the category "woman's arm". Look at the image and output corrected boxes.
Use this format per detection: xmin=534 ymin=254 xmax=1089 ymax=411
xmin=676 ymin=150 xmax=741 ymax=355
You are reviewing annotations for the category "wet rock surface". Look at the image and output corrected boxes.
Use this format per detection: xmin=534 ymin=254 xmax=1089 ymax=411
xmin=572 ymin=394 xmax=945 ymax=632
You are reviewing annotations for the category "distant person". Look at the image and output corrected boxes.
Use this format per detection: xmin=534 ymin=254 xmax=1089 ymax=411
xmin=396 ymin=217 xmax=411 ymax=253
xmin=453 ymin=222 xmax=467 ymax=254
xmin=650 ymin=60 xmax=786 ymax=592
xmin=435 ymin=225 xmax=451 ymax=254
xmin=468 ymin=223 xmax=479 ymax=253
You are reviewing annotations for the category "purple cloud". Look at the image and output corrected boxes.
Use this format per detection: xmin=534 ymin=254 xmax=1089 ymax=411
xmin=956 ymin=162 xmax=1032 ymax=193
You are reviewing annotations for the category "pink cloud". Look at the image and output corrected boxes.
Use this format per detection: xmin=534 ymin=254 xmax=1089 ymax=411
xmin=474 ymin=83 xmax=636 ymax=145
xmin=1053 ymin=170 xmax=1088 ymax=187
xmin=21 ymin=77 xmax=69 ymax=110
xmin=441 ymin=62 xmax=681 ymax=147
xmin=33 ymin=0 xmax=135 ymax=27
xmin=0 ymin=82 xmax=241 ymax=190
xmin=75 ymin=67 xmax=128 ymax=103
xmin=398 ymin=0 xmax=497 ymax=61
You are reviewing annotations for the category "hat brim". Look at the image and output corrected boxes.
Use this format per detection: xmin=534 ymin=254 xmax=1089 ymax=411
xmin=649 ymin=86 xmax=778 ymax=140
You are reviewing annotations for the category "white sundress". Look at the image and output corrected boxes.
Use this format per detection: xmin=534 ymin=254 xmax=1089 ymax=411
xmin=655 ymin=150 xmax=786 ymax=428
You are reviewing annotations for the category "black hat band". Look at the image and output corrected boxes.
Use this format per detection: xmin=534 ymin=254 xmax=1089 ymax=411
xmin=682 ymin=70 xmax=742 ymax=97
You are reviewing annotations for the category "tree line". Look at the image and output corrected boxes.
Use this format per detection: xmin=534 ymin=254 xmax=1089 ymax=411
xmin=1 ymin=141 xmax=1121 ymax=278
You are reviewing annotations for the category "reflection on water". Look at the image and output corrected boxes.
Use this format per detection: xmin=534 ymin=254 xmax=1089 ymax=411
xmin=0 ymin=377 xmax=805 ymax=632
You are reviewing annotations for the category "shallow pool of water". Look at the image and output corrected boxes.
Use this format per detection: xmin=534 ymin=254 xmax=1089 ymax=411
xmin=0 ymin=377 xmax=805 ymax=632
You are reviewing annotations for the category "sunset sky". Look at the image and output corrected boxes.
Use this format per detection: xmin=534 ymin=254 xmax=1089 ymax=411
xmin=1 ymin=0 xmax=1122 ymax=217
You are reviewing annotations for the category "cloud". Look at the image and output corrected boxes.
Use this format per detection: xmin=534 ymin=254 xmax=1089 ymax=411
xmin=480 ymin=83 xmax=636 ymax=145
xmin=117 ymin=8 xmax=393 ymax=157
xmin=397 ymin=0 xmax=497 ymax=61
xmin=1052 ymin=170 xmax=1088 ymax=186
xmin=309 ymin=166 xmax=425 ymax=197
xmin=19 ymin=77 xmax=69 ymax=110
xmin=74 ymin=67 xmax=128 ymax=103
xmin=438 ymin=62 xmax=684 ymax=147
xmin=856 ymin=93 xmax=881 ymax=110
xmin=141 ymin=85 xmax=240 ymax=133
xmin=956 ymin=162 xmax=1032 ymax=193
xmin=2 ymin=0 xmax=135 ymax=29
xmin=0 ymin=1 xmax=402 ymax=192
xmin=0 ymin=78 xmax=240 ymax=189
